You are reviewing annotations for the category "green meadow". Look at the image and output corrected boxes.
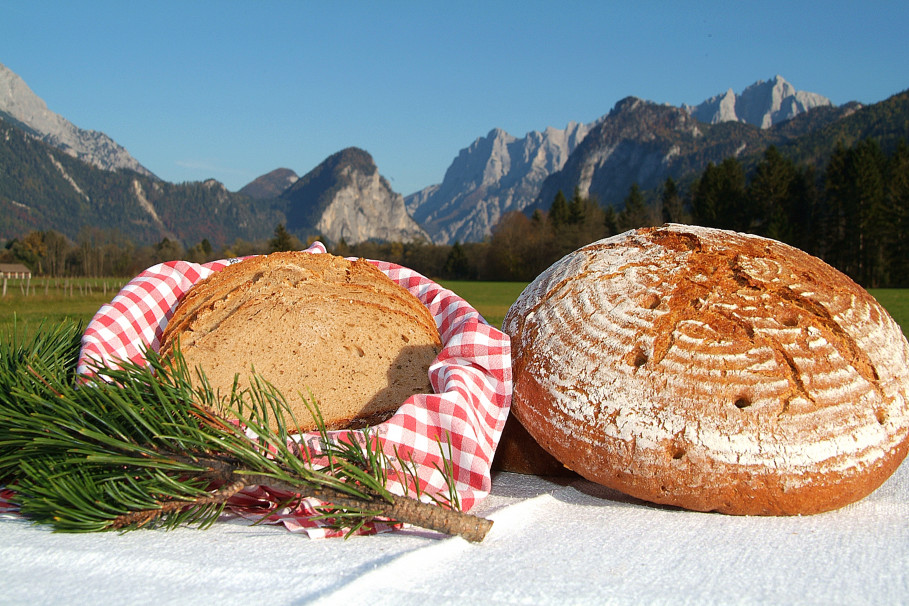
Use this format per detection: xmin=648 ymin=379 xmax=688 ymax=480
xmin=1 ymin=276 xmax=908 ymax=338
xmin=0 ymin=278 xmax=527 ymax=336
xmin=0 ymin=278 xmax=130 ymax=336
xmin=438 ymin=280 xmax=529 ymax=328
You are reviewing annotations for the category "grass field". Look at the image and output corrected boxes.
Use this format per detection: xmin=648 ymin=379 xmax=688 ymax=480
xmin=2 ymin=276 xmax=908 ymax=337
xmin=0 ymin=277 xmax=129 ymax=335
xmin=438 ymin=280 xmax=529 ymax=328
xmin=869 ymin=289 xmax=909 ymax=336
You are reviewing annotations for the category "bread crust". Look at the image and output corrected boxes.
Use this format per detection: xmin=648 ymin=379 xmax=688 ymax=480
xmin=491 ymin=414 xmax=576 ymax=477
xmin=504 ymin=225 xmax=909 ymax=515
xmin=160 ymin=251 xmax=442 ymax=432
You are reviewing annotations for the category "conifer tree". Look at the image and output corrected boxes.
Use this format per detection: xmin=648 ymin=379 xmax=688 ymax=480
xmin=747 ymin=145 xmax=799 ymax=241
xmin=443 ymin=241 xmax=473 ymax=280
xmin=567 ymin=187 xmax=587 ymax=225
xmin=269 ymin=223 xmax=297 ymax=253
xmin=549 ymin=190 xmax=569 ymax=228
xmin=886 ymin=140 xmax=909 ymax=286
xmin=618 ymin=184 xmax=654 ymax=231
xmin=660 ymin=177 xmax=687 ymax=224
xmin=786 ymin=165 xmax=822 ymax=256
xmin=855 ymin=139 xmax=889 ymax=287
xmin=824 ymin=139 xmax=888 ymax=285
xmin=603 ymin=206 xmax=619 ymax=236
xmin=692 ymin=158 xmax=747 ymax=230
xmin=824 ymin=142 xmax=853 ymax=273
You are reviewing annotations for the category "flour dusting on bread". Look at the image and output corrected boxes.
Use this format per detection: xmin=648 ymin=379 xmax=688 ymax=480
xmin=504 ymin=224 xmax=909 ymax=515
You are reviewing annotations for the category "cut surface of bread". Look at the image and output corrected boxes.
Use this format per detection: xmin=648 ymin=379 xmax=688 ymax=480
xmin=160 ymin=252 xmax=442 ymax=432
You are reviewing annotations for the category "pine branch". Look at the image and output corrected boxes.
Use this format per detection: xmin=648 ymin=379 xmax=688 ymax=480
xmin=163 ymin=453 xmax=493 ymax=542
xmin=0 ymin=319 xmax=84 ymax=484
xmin=0 ymin=321 xmax=494 ymax=542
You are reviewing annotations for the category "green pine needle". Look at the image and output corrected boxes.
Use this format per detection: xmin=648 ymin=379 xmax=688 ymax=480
xmin=0 ymin=320 xmax=493 ymax=542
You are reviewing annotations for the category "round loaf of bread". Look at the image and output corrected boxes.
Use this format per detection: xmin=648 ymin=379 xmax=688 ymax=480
xmin=491 ymin=414 xmax=575 ymax=477
xmin=504 ymin=224 xmax=909 ymax=515
xmin=160 ymin=251 xmax=442 ymax=432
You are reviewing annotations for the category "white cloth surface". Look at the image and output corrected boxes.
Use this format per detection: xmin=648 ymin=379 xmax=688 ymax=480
xmin=2 ymin=463 xmax=907 ymax=605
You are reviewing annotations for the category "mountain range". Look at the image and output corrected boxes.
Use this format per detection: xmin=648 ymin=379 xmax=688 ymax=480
xmin=0 ymin=62 xmax=154 ymax=178
xmin=2 ymin=62 xmax=906 ymax=249
xmin=683 ymin=76 xmax=833 ymax=128
xmin=404 ymin=122 xmax=590 ymax=243
xmin=530 ymin=92 xmax=862 ymax=217
xmin=405 ymin=75 xmax=839 ymax=243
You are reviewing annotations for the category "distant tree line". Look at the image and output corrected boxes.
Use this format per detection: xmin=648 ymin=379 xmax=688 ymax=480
xmin=689 ymin=138 xmax=909 ymax=288
xmin=449 ymin=137 xmax=909 ymax=287
xmin=3 ymin=137 xmax=907 ymax=288
xmin=0 ymin=222 xmax=307 ymax=279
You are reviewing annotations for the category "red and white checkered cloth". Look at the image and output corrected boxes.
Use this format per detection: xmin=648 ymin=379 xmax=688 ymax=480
xmin=77 ymin=242 xmax=512 ymax=538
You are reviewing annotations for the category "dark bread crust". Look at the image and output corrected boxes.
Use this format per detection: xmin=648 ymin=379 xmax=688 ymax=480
xmin=504 ymin=225 xmax=909 ymax=515
xmin=491 ymin=414 xmax=576 ymax=477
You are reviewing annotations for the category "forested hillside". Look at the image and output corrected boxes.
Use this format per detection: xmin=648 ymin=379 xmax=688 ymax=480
xmin=3 ymin=91 xmax=908 ymax=288
xmin=0 ymin=117 xmax=282 ymax=247
xmin=478 ymin=136 xmax=909 ymax=288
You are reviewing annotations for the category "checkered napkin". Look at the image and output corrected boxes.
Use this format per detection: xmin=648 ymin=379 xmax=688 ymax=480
xmin=76 ymin=243 xmax=512 ymax=538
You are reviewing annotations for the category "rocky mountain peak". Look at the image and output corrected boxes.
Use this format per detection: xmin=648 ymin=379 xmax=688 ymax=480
xmin=0 ymin=61 xmax=155 ymax=177
xmin=685 ymin=75 xmax=832 ymax=128
xmin=595 ymin=97 xmax=700 ymax=142
xmin=534 ymin=98 xmax=701 ymax=209
xmin=238 ymin=167 xmax=299 ymax=199
xmin=405 ymin=121 xmax=592 ymax=243
xmin=613 ymin=96 xmax=647 ymax=114
xmin=281 ymin=147 xmax=429 ymax=245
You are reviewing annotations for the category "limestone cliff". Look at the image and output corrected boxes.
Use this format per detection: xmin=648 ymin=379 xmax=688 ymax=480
xmin=281 ymin=148 xmax=429 ymax=245
xmin=405 ymin=122 xmax=590 ymax=244
xmin=0 ymin=61 xmax=154 ymax=177
xmin=684 ymin=75 xmax=832 ymax=128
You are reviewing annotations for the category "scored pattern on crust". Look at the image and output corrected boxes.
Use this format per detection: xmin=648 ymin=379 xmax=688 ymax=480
xmin=77 ymin=243 xmax=512 ymax=535
xmin=505 ymin=224 xmax=909 ymax=515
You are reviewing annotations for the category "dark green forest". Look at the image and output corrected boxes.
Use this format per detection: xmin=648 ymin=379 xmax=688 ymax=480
xmin=0 ymin=118 xmax=282 ymax=247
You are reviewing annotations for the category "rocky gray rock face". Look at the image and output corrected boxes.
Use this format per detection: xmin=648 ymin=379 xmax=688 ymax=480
xmin=534 ymin=97 xmax=707 ymax=212
xmin=405 ymin=122 xmax=590 ymax=244
xmin=404 ymin=76 xmax=832 ymax=244
xmin=238 ymin=167 xmax=299 ymax=198
xmin=281 ymin=147 xmax=429 ymax=245
xmin=0 ymin=62 xmax=154 ymax=177
xmin=684 ymin=75 xmax=832 ymax=128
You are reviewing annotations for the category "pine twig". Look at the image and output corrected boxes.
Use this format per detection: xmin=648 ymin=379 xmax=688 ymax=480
xmin=0 ymin=322 xmax=495 ymax=542
xmin=234 ymin=475 xmax=493 ymax=543
xmin=137 ymin=449 xmax=495 ymax=542
xmin=109 ymin=480 xmax=248 ymax=530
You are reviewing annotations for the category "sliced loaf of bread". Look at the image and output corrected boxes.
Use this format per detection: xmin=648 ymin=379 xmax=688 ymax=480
xmin=160 ymin=252 xmax=442 ymax=432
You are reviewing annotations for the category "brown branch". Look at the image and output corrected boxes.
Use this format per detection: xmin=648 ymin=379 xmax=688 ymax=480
xmin=109 ymin=479 xmax=248 ymax=530
xmin=386 ymin=494 xmax=493 ymax=543
xmin=233 ymin=472 xmax=494 ymax=543
xmin=145 ymin=453 xmax=494 ymax=542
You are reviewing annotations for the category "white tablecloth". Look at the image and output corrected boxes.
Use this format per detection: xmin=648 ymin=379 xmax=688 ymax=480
xmin=2 ymin=462 xmax=907 ymax=605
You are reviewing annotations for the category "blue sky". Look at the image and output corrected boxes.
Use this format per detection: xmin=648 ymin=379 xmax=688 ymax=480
xmin=2 ymin=1 xmax=907 ymax=195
